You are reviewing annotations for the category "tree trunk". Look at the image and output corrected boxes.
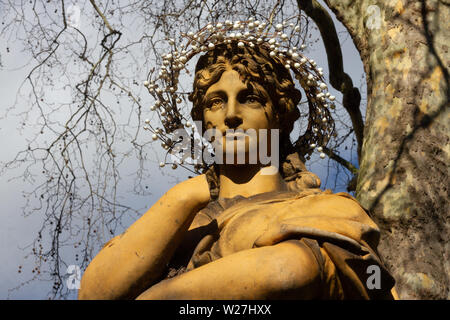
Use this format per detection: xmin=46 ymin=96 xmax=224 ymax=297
xmin=323 ymin=0 xmax=449 ymax=299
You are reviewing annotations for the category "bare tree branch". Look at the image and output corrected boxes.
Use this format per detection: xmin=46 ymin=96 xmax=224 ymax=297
xmin=296 ymin=0 xmax=364 ymax=160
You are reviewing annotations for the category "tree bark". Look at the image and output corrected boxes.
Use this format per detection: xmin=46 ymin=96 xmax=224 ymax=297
xmin=321 ymin=0 xmax=449 ymax=299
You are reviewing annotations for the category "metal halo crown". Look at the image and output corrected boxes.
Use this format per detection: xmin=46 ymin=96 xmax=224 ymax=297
xmin=143 ymin=17 xmax=336 ymax=172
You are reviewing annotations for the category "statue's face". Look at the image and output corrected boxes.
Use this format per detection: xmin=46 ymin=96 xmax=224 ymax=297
xmin=203 ymin=67 xmax=278 ymax=164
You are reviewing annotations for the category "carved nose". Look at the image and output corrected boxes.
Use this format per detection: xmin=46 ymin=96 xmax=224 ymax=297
xmin=225 ymin=114 xmax=243 ymax=129
xmin=224 ymin=100 xmax=243 ymax=129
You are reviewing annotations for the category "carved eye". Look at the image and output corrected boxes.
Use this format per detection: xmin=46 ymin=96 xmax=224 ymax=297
xmin=244 ymin=95 xmax=263 ymax=106
xmin=209 ymin=98 xmax=224 ymax=110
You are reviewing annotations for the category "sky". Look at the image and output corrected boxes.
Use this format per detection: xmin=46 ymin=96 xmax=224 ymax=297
xmin=0 ymin=0 xmax=365 ymax=299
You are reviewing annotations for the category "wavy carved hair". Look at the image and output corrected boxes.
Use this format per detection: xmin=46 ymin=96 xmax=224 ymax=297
xmin=188 ymin=42 xmax=321 ymax=194
xmin=189 ymin=42 xmax=301 ymax=162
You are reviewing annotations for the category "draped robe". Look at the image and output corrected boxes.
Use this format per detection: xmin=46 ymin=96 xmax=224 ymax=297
xmin=166 ymin=189 xmax=396 ymax=299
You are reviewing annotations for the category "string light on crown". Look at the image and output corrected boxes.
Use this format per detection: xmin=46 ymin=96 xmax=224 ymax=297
xmin=143 ymin=17 xmax=336 ymax=172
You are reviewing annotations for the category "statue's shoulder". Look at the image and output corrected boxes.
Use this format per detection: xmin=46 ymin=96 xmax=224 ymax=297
xmin=313 ymin=190 xmax=361 ymax=206
xmin=299 ymin=189 xmax=360 ymax=205
xmin=292 ymin=189 xmax=375 ymax=223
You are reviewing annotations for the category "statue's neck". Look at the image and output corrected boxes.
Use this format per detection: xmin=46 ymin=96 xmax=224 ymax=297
xmin=217 ymin=164 xmax=288 ymax=199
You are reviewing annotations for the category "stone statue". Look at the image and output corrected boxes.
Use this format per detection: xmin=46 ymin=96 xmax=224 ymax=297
xmin=78 ymin=41 xmax=397 ymax=300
